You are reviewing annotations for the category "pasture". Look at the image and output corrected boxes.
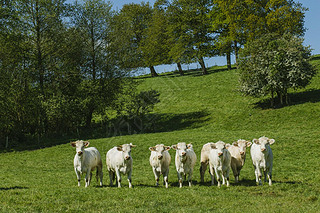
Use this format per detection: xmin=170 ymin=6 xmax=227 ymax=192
xmin=1 ymin=56 xmax=320 ymax=212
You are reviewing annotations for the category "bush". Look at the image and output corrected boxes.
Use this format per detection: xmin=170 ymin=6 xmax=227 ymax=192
xmin=238 ymin=33 xmax=317 ymax=107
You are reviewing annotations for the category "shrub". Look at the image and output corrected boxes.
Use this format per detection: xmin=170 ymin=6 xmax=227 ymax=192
xmin=238 ymin=33 xmax=317 ymax=107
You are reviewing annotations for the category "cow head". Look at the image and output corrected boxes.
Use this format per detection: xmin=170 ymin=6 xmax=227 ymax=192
xmin=70 ymin=140 xmax=90 ymax=156
xmin=211 ymin=141 xmax=230 ymax=157
xmin=149 ymin=144 xmax=171 ymax=160
xmin=117 ymin=143 xmax=136 ymax=160
xmin=252 ymin=136 xmax=275 ymax=152
xmin=171 ymin=142 xmax=192 ymax=160
xmin=232 ymin=139 xmax=252 ymax=156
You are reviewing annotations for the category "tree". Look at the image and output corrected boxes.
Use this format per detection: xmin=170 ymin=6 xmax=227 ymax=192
xmin=110 ymin=3 xmax=158 ymax=76
xmin=139 ymin=1 xmax=172 ymax=74
xmin=211 ymin=0 xmax=306 ymax=66
xmin=238 ymin=33 xmax=316 ymax=107
xmin=71 ymin=0 xmax=124 ymax=127
xmin=167 ymin=0 xmax=215 ymax=75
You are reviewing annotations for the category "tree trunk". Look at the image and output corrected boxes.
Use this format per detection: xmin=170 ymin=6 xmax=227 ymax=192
xmin=177 ymin=62 xmax=184 ymax=75
xmin=85 ymin=107 xmax=95 ymax=128
xmin=149 ymin=66 xmax=158 ymax=77
xmin=226 ymin=51 xmax=232 ymax=70
xmin=198 ymin=57 xmax=207 ymax=75
xmin=234 ymin=41 xmax=239 ymax=67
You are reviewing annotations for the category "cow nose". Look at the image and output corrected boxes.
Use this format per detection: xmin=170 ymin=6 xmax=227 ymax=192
xmin=181 ymin=152 xmax=186 ymax=156
xmin=240 ymin=151 xmax=244 ymax=155
xmin=218 ymin=152 xmax=223 ymax=156
xmin=158 ymin=155 xmax=163 ymax=159
xmin=261 ymin=148 xmax=266 ymax=152
xmin=125 ymin=156 xmax=131 ymax=160
xmin=77 ymin=151 xmax=83 ymax=156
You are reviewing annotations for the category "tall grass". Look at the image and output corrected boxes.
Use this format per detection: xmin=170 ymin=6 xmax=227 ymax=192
xmin=0 ymin=56 xmax=319 ymax=212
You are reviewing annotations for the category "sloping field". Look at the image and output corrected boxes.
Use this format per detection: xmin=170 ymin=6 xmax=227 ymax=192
xmin=1 ymin=56 xmax=319 ymax=212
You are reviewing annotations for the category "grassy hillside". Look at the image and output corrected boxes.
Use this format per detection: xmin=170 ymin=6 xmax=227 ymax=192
xmin=1 ymin=56 xmax=320 ymax=212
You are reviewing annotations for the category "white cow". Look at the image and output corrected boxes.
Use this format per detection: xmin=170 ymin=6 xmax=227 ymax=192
xmin=149 ymin=144 xmax=171 ymax=188
xmin=71 ymin=140 xmax=103 ymax=187
xmin=200 ymin=142 xmax=214 ymax=183
xmin=208 ymin=141 xmax=231 ymax=187
xmin=250 ymin=136 xmax=275 ymax=186
xmin=106 ymin=143 xmax=136 ymax=188
xmin=171 ymin=142 xmax=197 ymax=188
xmin=227 ymin=139 xmax=252 ymax=183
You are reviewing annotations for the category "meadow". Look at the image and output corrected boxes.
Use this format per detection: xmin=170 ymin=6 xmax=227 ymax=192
xmin=0 ymin=56 xmax=320 ymax=212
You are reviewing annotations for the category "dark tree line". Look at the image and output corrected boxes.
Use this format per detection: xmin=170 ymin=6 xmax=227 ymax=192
xmin=0 ymin=0 xmax=308 ymax=146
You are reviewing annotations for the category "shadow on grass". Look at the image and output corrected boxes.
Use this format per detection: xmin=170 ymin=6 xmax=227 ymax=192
xmin=1 ymin=110 xmax=210 ymax=152
xmin=0 ymin=186 xmax=28 ymax=191
xmin=310 ymin=55 xmax=320 ymax=61
xmin=104 ymin=110 xmax=210 ymax=138
xmin=254 ymin=89 xmax=320 ymax=109
xmin=135 ymin=66 xmax=233 ymax=79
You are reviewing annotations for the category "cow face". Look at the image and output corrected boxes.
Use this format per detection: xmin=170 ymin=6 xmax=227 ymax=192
xmin=253 ymin=137 xmax=275 ymax=152
xmin=70 ymin=140 xmax=90 ymax=156
xmin=171 ymin=142 xmax=192 ymax=159
xmin=211 ymin=141 xmax=230 ymax=157
xmin=149 ymin=144 xmax=171 ymax=160
xmin=233 ymin=139 xmax=252 ymax=156
xmin=117 ymin=143 xmax=136 ymax=160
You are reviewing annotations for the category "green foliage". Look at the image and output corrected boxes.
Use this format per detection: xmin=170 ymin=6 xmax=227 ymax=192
xmin=112 ymin=82 xmax=160 ymax=134
xmin=166 ymin=0 xmax=215 ymax=70
xmin=211 ymin=0 xmax=306 ymax=63
xmin=238 ymin=33 xmax=316 ymax=106
xmin=110 ymin=2 xmax=153 ymax=70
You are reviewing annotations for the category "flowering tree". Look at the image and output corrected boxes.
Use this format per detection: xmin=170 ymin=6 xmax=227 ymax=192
xmin=238 ymin=33 xmax=316 ymax=107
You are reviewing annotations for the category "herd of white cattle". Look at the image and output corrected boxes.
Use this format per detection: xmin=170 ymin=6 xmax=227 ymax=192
xmin=70 ymin=136 xmax=275 ymax=188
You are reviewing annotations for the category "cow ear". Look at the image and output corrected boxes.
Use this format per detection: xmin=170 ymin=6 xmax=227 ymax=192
xmin=252 ymin=139 xmax=259 ymax=144
xmin=164 ymin=146 xmax=171 ymax=151
xmin=171 ymin=145 xmax=177 ymax=150
xmin=117 ymin=145 xmax=123 ymax=151
xmin=70 ymin=142 xmax=76 ymax=147
xmin=130 ymin=143 xmax=136 ymax=147
xmin=210 ymin=143 xmax=216 ymax=149
xmin=268 ymin=139 xmax=275 ymax=145
xmin=246 ymin=141 xmax=252 ymax=147
xmin=187 ymin=143 xmax=193 ymax=149
xmin=149 ymin=147 xmax=156 ymax=151
xmin=232 ymin=141 xmax=238 ymax=146
xmin=84 ymin=141 xmax=90 ymax=147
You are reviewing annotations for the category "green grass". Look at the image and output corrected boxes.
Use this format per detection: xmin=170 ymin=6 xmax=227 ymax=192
xmin=1 ymin=56 xmax=320 ymax=212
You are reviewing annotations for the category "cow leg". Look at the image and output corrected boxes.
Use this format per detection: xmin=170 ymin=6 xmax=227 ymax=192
xmin=164 ymin=171 xmax=169 ymax=188
xmin=177 ymin=172 xmax=183 ymax=188
xmin=188 ymin=170 xmax=193 ymax=187
xmin=75 ymin=169 xmax=81 ymax=187
xmin=225 ymin=168 xmax=230 ymax=187
xmin=231 ymin=164 xmax=238 ymax=183
xmin=108 ymin=170 xmax=114 ymax=187
xmin=215 ymin=167 xmax=221 ymax=187
xmin=128 ymin=170 xmax=133 ymax=188
xmin=115 ymin=169 xmax=122 ymax=188
xmin=200 ymin=162 xmax=207 ymax=183
xmin=264 ymin=169 xmax=268 ymax=182
xmin=209 ymin=166 xmax=215 ymax=186
xmin=97 ymin=165 xmax=103 ymax=186
xmin=254 ymin=164 xmax=262 ymax=185
xmin=153 ymin=167 xmax=160 ymax=186
xmin=267 ymin=167 xmax=272 ymax=186
xmin=84 ymin=169 xmax=91 ymax=187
